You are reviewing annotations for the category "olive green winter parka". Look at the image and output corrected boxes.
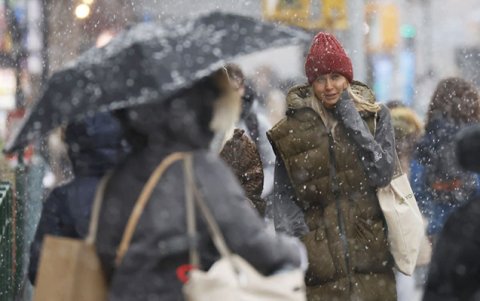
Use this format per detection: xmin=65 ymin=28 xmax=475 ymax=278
xmin=267 ymin=83 xmax=397 ymax=301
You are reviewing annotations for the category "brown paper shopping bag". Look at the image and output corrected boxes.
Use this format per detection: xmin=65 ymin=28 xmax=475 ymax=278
xmin=33 ymin=152 xmax=187 ymax=301
xmin=33 ymin=236 xmax=108 ymax=301
xmin=33 ymin=173 xmax=111 ymax=301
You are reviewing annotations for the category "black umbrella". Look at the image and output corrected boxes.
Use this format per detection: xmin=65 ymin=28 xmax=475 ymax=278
xmin=4 ymin=11 xmax=311 ymax=153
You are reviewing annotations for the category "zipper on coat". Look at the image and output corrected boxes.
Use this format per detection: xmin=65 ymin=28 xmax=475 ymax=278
xmin=327 ymin=131 xmax=353 ymax=293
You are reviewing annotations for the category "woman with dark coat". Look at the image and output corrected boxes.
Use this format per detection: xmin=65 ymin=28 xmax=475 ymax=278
xmin=28 ymin=112 xmax=130 ymax=284
xmin=423 ymin=124 xmax=480 ymax=301
xmin=220 ymin=128 xmax=266 ymax=215
xmin=267 ymin=32 xmax=396 ymax=300
xmin=223 ymin=63 xmax=276 ymax=198
xmin=410 ymin=77 xmax=480 ymax=239
xmin=95 ymin=69 xmax=304 ymax=301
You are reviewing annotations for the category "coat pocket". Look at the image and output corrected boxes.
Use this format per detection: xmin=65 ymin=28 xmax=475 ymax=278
xmin=352 ymin=218 xmax=391 ymax=273
xmin=301 ymin=226 xmax=337 ymax=286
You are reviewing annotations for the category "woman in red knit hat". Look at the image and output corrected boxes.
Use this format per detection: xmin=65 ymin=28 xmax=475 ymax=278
xmin=267 ymin=32 xmax=397 ymax=300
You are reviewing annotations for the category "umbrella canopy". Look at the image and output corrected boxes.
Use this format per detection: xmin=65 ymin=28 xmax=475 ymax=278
xmin=4 ymin=11 xmax=311 ymax=153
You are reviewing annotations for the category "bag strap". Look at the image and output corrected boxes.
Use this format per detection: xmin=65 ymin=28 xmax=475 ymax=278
xmin=373 ymin=109 xmax=403 ymax=178
xmin=115 ymin=152 xmax=187 ymax=266
xmin=183 ymin=155 xmax=199 ymax=267
xmin=183 ymin=154 xmax=232 ymax=261
xmin=392 ymin=152 xmax=403 ymax=177
xmin=85 ymin=171 xmax=113 ymax=245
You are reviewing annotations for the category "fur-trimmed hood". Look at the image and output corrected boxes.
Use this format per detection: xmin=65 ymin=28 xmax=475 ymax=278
xmin=390 ymin=107 xmax=423 ymax=139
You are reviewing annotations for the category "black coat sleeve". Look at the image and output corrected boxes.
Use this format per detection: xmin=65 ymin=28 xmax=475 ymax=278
xmin=333 ymin=93 xmax=395 ymax=188
xmin=423 ymin=197 xmax=480 ymax=301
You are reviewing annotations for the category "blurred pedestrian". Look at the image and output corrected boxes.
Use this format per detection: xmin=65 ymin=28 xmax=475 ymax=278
xmin=267 ymin=32 xmax=397 ymax=300
xmin=251 ymin=65 xmax=287 ymax=125
xmin=410 ymin=77 xmax=480 ymax=240
xmin=28 ymin=111 xmax=130 ymax=284
xmin=224 ymin=63 xmax=276 ymax=198
xmin=219 ymin=128 xmax=265 ymax=215
xmin=386 ymin=101 xmax=423 ymax=174
xmin=423 ymin=124 xmax=480 ymax=301
xmin=95 ymin=69 xmax=305 ymax=300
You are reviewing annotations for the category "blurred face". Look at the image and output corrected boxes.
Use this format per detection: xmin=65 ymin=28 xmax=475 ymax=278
xmin=312 ymin=73 xmax=348 ymax=108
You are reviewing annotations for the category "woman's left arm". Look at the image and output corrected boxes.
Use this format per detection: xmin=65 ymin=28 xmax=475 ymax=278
xmin=334 ymin=93 xmax=395 ymax=188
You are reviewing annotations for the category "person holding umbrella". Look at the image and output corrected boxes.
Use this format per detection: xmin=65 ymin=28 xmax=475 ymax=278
xmin=95 ymin=68 xmax=306 ymax=300
xmin=267 ymin=32 xmax=397 ymax=300
xmin=0 ymin=13 xmax=312 ymax=300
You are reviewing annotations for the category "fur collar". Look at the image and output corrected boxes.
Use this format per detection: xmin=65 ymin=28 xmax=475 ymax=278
xmin=286 ymin=84 xmax=315 ymax=110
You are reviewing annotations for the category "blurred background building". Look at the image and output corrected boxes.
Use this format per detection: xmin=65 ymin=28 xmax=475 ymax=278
xmin=140 ymin=0 xmax=480 ymax=118
xmin=2 ymin=0 xmax=479 ymax=134
xmin=1 ymin=0 xmax=480 ymax=139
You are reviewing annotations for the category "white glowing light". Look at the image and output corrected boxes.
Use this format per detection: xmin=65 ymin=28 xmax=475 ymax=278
xmin=75 ymin=4 xmax=91 ymax=19
xmin=96 ymin=30 xmax=115 ymax=48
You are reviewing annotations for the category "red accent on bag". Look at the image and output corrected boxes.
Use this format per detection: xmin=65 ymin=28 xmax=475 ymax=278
xmin=176 ymin=264 xmax=196 ymax=283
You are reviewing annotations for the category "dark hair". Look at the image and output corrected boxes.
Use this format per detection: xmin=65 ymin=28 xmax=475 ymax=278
xmin=119 ymin=72 xmax=223 ymax=150
xmin=426 ymin=77 xmax=480 ymax=125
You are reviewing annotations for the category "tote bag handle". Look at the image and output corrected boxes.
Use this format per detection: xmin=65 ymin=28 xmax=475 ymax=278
xmin=183 ymin=154 xmax=233 ymax=264
xmin=85 ymin=171 xmax=113 ymax=245
xmin=115 ymin=152 xmax=188 ymax=266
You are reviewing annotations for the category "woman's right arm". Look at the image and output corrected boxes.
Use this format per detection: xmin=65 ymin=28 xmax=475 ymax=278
xmin=334 ymin=96 xmax=395 ymax=187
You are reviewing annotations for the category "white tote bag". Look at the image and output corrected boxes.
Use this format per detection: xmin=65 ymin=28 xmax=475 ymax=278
xmin=184 ymin=255 xmax=306 ymax=301
xmin=377 ymin=172 xmax=424 ymax=276
xmin=182 ymin=155 xmax=306 ymax=301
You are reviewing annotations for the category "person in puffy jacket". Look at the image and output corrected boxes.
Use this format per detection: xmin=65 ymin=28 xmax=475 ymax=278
xmin=267 ymin=32 xmax=396 ymax=300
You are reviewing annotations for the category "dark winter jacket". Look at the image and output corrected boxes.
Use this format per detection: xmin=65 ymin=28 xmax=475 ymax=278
xmin=268 ymin=83 xmax=396 ymax=300
xmin=238 ymin=84 xmax=276 ymax=197
xmin=411 ymin=118 xmax=479 ymax=236
xmin=423 ymin=193 xmax=480 ymax=301
xmin=423 ymin=124 xmax=480 ymax=301
xmin=28 ymin=112 xmax=129 ymax=284
xmin=95 ymin=86 xmax=303 ymax=301
xmin=220 ymin=128 xmax=265 ymax=215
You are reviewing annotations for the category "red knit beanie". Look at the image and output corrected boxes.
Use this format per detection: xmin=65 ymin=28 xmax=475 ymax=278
xmin=305 ymin=32 xmax=353 ymax=84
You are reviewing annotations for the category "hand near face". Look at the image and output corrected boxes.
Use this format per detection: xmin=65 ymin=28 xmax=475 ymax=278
xmin=312 ymin=73 xmax=348 ymax=109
